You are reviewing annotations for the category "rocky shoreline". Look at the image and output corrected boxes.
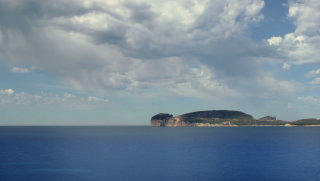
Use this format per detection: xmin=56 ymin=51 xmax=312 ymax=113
xmin=150 ymin=110 xmax=320 ymax=127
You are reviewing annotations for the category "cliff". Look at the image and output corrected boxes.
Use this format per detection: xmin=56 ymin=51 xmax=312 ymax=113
xmin=150 ymin=113 xmax=173 ymax=126
xmin=150 ymin=110 xmax=320 ymax=127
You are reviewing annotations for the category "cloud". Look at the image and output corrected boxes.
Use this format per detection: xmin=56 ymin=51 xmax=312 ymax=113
xmin=0 ymin=89 xmax=14 ymax=95
xmin=305 ymin=68 xmax=320 ymax=85
xmin=306 ymin=68 xmax=320 ymax=78
xmin=256 ymin=73 xmax=303 ymax=97
xmin=0 ymin=0 xmax=302 ymax=107
xmin=267 ymin=0 xmax=320 ymax=64
xmin=268 ymin=36 xmax=282 ymax=46
xmin=11 ymin=67 xmax=30 ymax=73
xmin=310 ymin=77 xmax=320 ymax=85
xmin=88 ymin=96 xmax=108 ymax=103
xmin=0 ymin=90 xmax=109 ymax=109
xmin=297 ymin=96 xmax=320 ymax=104
xmin=282 ymin=63 xmax=291 ymax=70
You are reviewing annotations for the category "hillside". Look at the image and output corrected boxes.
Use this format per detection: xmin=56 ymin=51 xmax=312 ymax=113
xmin=292 ymin=118 xmax=320 ymax=126
xmin=150 ymin=110 xmax=318 ymax=127
xmin=178 ymin=110 xmax=254 ymax=124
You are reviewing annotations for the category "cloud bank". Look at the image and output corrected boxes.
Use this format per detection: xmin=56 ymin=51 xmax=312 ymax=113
xmin=1 ymin=0 xmax=318 ymax=118
xmin=0 ymin=89 xmax=108 ymax=110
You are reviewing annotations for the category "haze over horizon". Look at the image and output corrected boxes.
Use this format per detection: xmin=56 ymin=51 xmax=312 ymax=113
xmin=1 ymin=0 xmax=320 ymax=125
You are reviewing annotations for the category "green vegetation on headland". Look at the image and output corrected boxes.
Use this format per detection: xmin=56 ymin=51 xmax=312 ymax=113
xmin=150 ymin=110 xmax=320 ymax=127
xmin=293 ymin=119 xmax=320 ymax=126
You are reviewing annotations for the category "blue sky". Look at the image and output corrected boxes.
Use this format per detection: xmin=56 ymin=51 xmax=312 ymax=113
xmin=1 ymin=0 xmax=320 ymax=125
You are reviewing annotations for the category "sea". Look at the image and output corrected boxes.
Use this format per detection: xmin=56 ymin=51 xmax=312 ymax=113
xmin=0 ymin=126 xmax=320 ymax=181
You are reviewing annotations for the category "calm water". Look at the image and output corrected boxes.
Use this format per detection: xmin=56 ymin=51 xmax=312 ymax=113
xmin=0 ymin=126 xmax=320 ymax=181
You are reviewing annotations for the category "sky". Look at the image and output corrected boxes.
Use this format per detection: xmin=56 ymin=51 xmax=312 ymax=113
xmin=1 ymin=0 xmax=320 ymax=125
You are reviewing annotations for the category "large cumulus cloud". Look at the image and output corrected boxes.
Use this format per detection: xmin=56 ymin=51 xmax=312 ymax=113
xmin=267 ymin=0 xmax=320 ymax=65
xmin=265 ymin=0 xmax=320 ymax=94
xmin=0 ymin=0 xmax=302 ymax=106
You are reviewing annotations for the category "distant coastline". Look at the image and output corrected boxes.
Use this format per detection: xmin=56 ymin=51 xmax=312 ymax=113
xmin=150 ymin=110 xmax=320 ymax=127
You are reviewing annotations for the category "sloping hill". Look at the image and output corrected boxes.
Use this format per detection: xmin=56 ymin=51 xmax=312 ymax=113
xmin=150 ymin=110 xmax=319 ymax=127
xmin=178 ymin=110 xmax=254 ymax=123
xmin=292 ymin=119 xmax=320 ymax=125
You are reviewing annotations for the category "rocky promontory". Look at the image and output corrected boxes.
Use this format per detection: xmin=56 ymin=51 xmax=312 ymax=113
xmin=150 ymin=110 xmax=320 ymax=127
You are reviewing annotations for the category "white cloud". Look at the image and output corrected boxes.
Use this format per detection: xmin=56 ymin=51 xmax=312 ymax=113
xmin=267 ymin=36 xmax=282 ymax=46
xmin=305 ymin=68 xmax=320 ymax=85
xmin=310 ymin=77 xmax=320 ymax=85
xmin=88 ymin=96 xmax=108 ymax=103
xmin=306 ymin=68 xmax=320 ymax=78
xmin=0 ymin=90 xmax=109 ymax=109
xmin=267 ymin=0 xmax=320 ymax=64
xmin=297 ymin=96 xmax=320 ymax=104
xmin=257 ymin=74 xmax=303 ymax=96
xmin=63 ymin=92 xmax=76 ymax=100
xmin=0 ymin=0 xmax=302 ymax=106
xmin=282 ymin=63 xmax=291 ymax=70
xmin=0 ymin=89 xmax=14 ymax=95
xmin=11 ymin=67 xmax=30 ymax=73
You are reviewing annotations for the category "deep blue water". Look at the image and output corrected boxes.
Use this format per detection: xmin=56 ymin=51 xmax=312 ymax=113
xmin=0 ymin=126 xmax=320 ymax=181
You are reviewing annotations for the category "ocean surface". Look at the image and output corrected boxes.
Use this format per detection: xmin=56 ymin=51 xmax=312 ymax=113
xmin=0 ymin=126 xmax=320 ymax=181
